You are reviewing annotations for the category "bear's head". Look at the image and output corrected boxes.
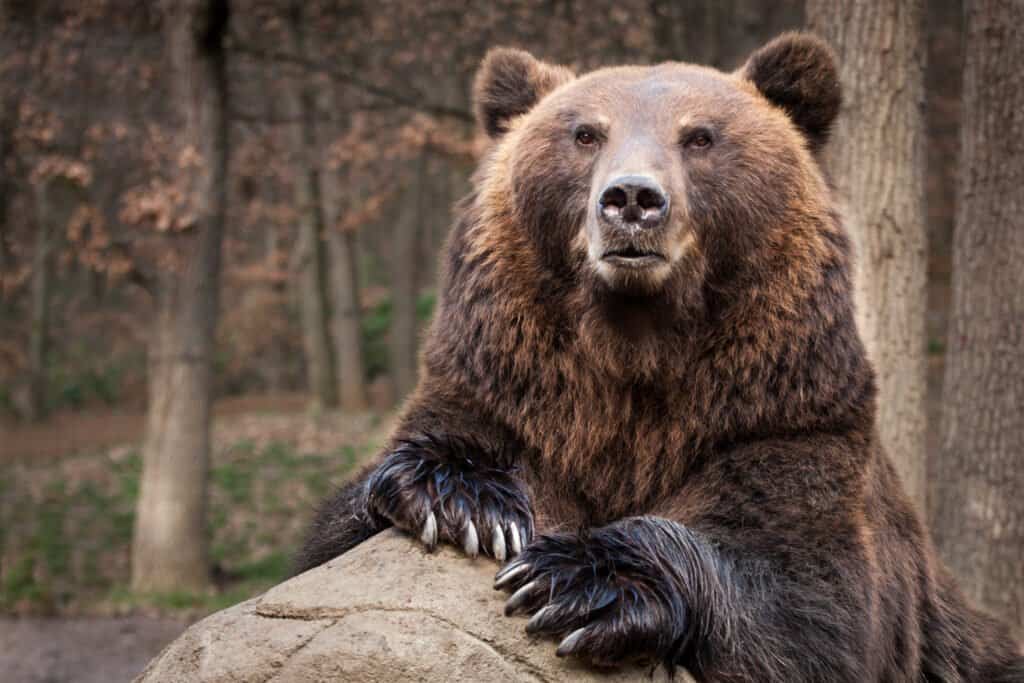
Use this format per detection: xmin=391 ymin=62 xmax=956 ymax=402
xmin=468 ymin=33 xmax=842 ymax=313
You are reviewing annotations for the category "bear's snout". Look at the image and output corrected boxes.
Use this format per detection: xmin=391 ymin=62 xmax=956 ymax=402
xmin=597 ymin=175 xmax=670 ymax=233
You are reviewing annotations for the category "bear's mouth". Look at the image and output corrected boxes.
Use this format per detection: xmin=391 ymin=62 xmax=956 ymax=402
xmin=601 ymin=246 xmax=667 ymax=268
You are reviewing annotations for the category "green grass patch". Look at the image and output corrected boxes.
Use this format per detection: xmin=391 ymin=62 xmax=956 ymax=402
xmin=1 ymin=422 xmax=381 ymax=617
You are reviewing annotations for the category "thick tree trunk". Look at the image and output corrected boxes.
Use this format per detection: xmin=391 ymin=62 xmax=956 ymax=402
xmin=390 ymin=154 xmax=425 ymax=400
xmin=131 ymin=0 xmax=229 ymax=594
xmin=287 ymin=3 xmax=337 ymax=411
xmin=932 ymin=0 xmax=1024 ymax=634
xmin=806 ymin=0 xmax=929 ymax=508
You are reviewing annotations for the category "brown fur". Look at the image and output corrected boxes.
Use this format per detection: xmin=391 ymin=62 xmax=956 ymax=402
xmin=299 ymin=34 xmax=1023 ymax=682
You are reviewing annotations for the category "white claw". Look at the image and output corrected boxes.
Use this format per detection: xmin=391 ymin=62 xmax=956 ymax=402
xmin=420 ymin=511 xmax=437 ymax=548
xmin=492 ymin=522 xmax=507 ymax=562
xmin=508 ymin=521 xmax=522 ymax=556
xmin=463 ymin=521 xmax=479 ymax=557
xmin=556 ymin=627 xmax=588 ymax=657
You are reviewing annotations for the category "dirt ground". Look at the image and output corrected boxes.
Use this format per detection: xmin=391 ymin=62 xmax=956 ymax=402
xmin=0 ymin=616 xmax=188 ymax=683
xmin=0 ymin=393 xmax=310 ymax=462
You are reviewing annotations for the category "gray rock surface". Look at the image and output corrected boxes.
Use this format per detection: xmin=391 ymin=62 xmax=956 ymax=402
xmin=137 ymin=529 xmax=692 ymax=682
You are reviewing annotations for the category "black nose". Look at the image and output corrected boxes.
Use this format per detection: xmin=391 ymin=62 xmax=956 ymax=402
xmin=598 ymin=175 xmax=670 ymax=229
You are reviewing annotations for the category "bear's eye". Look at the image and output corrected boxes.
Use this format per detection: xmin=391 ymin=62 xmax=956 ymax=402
xmin=683 ymin=129 xmax=714 ymax=150
xmin=574 ymin=127 xmax=599 ymax=147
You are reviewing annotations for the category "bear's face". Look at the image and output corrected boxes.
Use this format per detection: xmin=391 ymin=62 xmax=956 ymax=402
xmin=472 ymin=34 xmax=841 ymax=300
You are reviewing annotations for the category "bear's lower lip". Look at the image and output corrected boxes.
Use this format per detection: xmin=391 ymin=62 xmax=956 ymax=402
xmin=601 ymin=252 xmax=667 ymax=268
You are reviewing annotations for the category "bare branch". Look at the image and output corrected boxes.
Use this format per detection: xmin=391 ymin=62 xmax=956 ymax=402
xmin=230 ymin=43 xmax=474 ymax=124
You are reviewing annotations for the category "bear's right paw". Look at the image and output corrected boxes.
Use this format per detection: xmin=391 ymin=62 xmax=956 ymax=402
xmin=364 ymin=435 xmax=533 ymax=561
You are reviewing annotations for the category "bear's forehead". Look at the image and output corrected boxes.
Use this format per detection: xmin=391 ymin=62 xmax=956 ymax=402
xmin=542 ymin=64 xmax=757 ymax=124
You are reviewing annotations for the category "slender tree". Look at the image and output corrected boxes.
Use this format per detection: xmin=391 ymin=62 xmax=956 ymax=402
xmin=390 ymin=151 xmax=425 ymax=400
xmin=806 ymin=0 xmax=929 ymax=507
xmin=932 ymin=0 xmax=1024 ymax=633
xmin=324 ymin=194 xmax=368 ymax=411
xmin=285 ymin=1 xmax=337 ymax=411
xmin=131 ymin=0 xmax=230 ymax=593
xmin=27 ymin=175 xmax=86 ymax=420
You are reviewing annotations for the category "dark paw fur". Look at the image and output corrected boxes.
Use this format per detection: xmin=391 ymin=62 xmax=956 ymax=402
xmin=365 ymin=434 xmax=533 ymax=560
xmin=494 ymin=520 xmax=694 ymax=670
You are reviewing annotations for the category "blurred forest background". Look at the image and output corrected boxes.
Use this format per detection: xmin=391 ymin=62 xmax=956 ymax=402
xmin=1 ymin=0 xmax=1021 ymax=679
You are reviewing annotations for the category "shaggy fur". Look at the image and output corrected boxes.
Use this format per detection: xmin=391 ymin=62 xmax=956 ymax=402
xmin=297 ymin=33 xmax=1024 ymax=681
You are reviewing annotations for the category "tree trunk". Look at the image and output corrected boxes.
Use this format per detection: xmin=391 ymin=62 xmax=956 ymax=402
xmin=286 ymin=2 xmax=337 ymax=411
xmin=327 ymin=228 xmax=367 ymax=411
xmin=308 ymin=19 xmax=368 ymax=413
xmin=932 ymin=0 xmax=1024 ymax=634
xmin=131 ymin=0 xmax=229 ymax=594
xmin=26 ymin=176 xmax=84 ymax=421
xmin=261 ymin=201 xmax=289 ymax=394
xmin=806 ymin=0 xmax=929 ymax=509
xmin=0 ymin=97 xmax=16 ymax=314
xmin=390 ymin=154 xmax=425 ymax=400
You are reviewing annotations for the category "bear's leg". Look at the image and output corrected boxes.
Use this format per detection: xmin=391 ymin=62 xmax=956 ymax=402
xmin=293 ymin=469 xmax=382 ymax=575
xmin=496 ymin=514 xmax=880 ymax=680
xmin=494 ymin=516 xmax=719 ymax=673
xmin=364 ymin=432 xmax=533 ymax=560
xmin=297 ymin=388 xmax=533 ymax=571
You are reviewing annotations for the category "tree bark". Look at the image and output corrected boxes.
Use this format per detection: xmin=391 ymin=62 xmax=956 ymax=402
xmin=0 ymin=97 xmax=16 ymax=313
xmin=286 ymin=2 xmax=337 ymax=411
xmin=131 ymin=0 xmax=230 ymax=594
xmin=326 ymin=227 xmax=367 ymax=411
xmin=806 ymin=0 xmax=929 ymax=508
xmin=26 ymin=177 xmax=83 ymax=420
xmin=390 ymin=153 xmax=425 ymax=400
xmin=308 ymin=18 xmax=368 ymax=413
xmin=932 ymin=0 xmax=1024 ymax=634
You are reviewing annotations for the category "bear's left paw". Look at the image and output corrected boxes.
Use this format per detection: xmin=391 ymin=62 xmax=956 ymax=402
xmin=494 ymin=529 xmax=692 ymax=669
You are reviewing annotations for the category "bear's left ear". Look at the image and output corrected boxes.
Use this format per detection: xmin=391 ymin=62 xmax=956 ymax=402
xmin=739 ymin=33 xmax=841 ymax=151
xmin=473 ymin=47 xmax=575 ymax=139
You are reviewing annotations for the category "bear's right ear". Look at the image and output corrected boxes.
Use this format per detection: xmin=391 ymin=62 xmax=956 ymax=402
xmin=473 ymin=48 xmax=575 ymax=139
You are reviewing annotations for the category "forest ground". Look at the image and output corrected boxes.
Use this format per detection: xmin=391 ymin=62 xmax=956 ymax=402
xmin=0 ymin=397 xmax=392 ymax=682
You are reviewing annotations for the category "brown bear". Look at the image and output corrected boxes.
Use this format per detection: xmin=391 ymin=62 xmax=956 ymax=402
xmin=297 ymin=34 xmax=1024 ymax=681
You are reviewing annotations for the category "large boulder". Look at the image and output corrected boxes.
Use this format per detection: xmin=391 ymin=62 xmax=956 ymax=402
xmin=137 ymin=530 xmax=692 ymax=681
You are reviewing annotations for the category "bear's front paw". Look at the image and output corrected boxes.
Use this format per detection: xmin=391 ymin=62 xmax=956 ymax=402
xmin=494 ymin=527 xmax=692 ymax=669
xmin=365 ymin=435 xmax=533 ymax=561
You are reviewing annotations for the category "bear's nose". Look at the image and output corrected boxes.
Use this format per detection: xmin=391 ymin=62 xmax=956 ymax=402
xmin=598 ymin=176 xmax=670 ymax=230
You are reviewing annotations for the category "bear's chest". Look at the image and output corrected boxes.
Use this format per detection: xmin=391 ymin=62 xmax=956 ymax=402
xmin=515 ymin=389 xmax=699 ymax=527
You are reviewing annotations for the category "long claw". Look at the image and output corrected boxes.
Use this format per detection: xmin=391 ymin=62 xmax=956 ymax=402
xmin=525 ymin=603 xmax=559 ymax=634
xmin=508 ymin=521 xmax=522 ymax=556
xmin=463 ymin=521 xmax=479 ymax=557
xmin=505 ymin=579 xmax=538 ymax=616
xmin=492 ymin=522 xmax=507 ymax=562
xmin=556 ymin=627 xmax=588 ymax=657
xmin=494 ymin=561 xmax=530 ymax=589
xmin=420 ymin=511 xmax=437 ymax=549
